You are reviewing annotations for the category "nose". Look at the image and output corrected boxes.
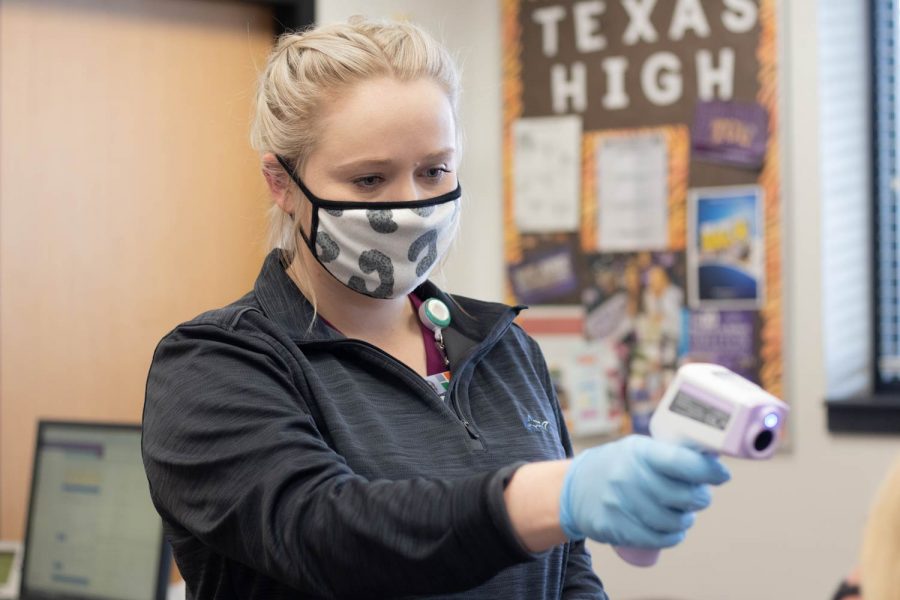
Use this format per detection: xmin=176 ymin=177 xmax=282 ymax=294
xmin=387 ymin=174 xmax=421 ymax=201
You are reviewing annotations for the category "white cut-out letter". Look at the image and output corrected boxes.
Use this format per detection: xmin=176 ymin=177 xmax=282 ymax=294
xmin=574 ymin=1 xmax=608 ymax=53
xmin=533 ymin=5 xmax=567 ymax=57
xmin=723 ymin=0 xmax=758 ymax=33
xmin=697 ymin=48 xmax=735 ymax=100
xmin=602 ymin=57 xmax=630 ymax=109
xmin=552 ymin=62 xmax=588 ymax=113
xmin=669 ymin=0 xmax=711 ymax=40
xmin=642 ymin=52 xmax=682 ymax=106
xmin=622 ymin=0 xmax=658 ymax=45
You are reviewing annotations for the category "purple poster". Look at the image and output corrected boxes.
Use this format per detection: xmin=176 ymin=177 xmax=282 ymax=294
xmin=682 ymin=310 xmax=760 ymax=384
xmin=692 ymin=100 xmax=769 ymax=169
xmin=508 ymin=246 xmax=579 ymax=304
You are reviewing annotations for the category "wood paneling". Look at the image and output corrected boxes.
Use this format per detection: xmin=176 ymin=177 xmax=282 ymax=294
xmin=0 ymin=0 xmax=274 ymax=539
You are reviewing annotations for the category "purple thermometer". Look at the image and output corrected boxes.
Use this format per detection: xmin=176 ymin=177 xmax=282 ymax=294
xmin=615 ymin=363 xmax=789 ymax=567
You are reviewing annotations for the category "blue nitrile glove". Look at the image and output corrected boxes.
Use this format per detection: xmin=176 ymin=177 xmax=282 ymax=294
xmin=559 ymin=435 xmax=731 ymax=548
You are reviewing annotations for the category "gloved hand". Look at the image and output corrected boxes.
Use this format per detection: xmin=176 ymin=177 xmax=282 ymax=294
xmin=559 ymin=435 xmax=731 ymax=548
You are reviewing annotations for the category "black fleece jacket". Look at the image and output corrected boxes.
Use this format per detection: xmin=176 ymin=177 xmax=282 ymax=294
xmin=142 ymin=250 xmax=607 ymax=599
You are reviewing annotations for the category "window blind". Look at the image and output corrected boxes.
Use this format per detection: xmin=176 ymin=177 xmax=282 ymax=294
xmin=873 ymin=0 xmax=900 ymax=387
xmin=818 ymin=0 xmax=874 ymax=398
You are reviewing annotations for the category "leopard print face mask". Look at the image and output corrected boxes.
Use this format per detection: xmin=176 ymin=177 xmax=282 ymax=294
xmin=277 ymin=155 xmax=461 ymax=299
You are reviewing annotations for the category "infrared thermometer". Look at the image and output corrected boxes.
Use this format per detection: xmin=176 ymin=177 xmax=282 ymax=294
xmin=615 ymin=363 xmax=789 ymax=567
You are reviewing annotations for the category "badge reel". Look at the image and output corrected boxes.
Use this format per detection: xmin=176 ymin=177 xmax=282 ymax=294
xmin=417 ymin=298 xmax=451 ymax=368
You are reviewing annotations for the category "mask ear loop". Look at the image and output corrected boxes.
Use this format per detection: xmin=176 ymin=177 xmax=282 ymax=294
xmin=275 ymin=154 xmax=318 ymax=253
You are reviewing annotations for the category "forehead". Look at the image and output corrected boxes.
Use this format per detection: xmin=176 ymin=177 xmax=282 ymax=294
xmin=312 ymin=77 xmax=457 ymax=162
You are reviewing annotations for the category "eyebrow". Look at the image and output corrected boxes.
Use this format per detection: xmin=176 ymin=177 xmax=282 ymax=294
xmin=332 ymin=148 xmax=456 ymax=173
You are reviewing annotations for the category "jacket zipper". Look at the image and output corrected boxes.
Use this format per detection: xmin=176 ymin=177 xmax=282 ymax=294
xmin=303 ymin=338 xmax=481 ymax=442
xmin=441 ymin=314 xmax=520 ymax=440
xmin=299 ymin=312 xmax=519 ymax=446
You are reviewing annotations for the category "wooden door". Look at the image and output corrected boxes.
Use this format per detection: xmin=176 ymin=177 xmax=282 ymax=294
xmin=0 ymin=0 xmax=274 ymax=539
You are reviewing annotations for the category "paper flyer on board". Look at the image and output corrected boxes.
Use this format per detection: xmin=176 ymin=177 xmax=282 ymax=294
xmin=539 ymin=337 xmax=624 ymax=438
xmin=688 ymin=186 xmax=765 ymax=310
xmin=596 ymin=132 xmax=669 ymax=251
xmin=512 ymin=115 xmax=582 ymax=233
xmin=582 ymin=251 xmax=687 ymax=434
xmin=522 ymin=305 xmax=624 ymax=439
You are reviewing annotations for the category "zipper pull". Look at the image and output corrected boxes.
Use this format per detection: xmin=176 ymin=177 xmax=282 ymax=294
xmin=463 ymin=420 xmax=484 ymax=450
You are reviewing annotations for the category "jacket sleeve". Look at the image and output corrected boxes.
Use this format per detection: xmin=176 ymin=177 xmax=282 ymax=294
xmin=522 ymin=333 xmax=609 ymax=599
xmin=141 ymin=317 xmax=533 ymax=598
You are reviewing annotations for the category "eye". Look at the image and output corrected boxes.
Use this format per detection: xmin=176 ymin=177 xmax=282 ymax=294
xmin=423 ymin=166 xmax=452 ymax=181
xmin=352 ymin=175 xmax=383 ymax=189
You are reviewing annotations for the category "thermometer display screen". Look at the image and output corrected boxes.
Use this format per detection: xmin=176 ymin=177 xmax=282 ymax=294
xmin=670 ymin=390 xmax=730 ymax=430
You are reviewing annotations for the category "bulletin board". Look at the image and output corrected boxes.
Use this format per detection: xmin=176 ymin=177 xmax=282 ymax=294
xmin=502 ymin=0 xmax=783 ymax=437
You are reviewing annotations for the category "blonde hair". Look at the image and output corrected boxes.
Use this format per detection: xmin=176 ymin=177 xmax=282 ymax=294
xmin=860 ymin=455 xmax=900 ymax=599
xmin=250 ymin=17 xmax=462 ymax=274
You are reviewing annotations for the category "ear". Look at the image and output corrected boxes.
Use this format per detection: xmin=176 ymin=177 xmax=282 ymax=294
xmin=261 ymin=152 xmax=296 ymax=215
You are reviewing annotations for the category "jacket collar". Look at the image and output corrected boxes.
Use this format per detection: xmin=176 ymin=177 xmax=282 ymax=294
xmin=252 ymin=250 xmax=525 ymax=350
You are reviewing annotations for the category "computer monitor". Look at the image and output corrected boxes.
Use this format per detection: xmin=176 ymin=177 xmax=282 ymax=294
xmin=18 ymin=421 xmax=170 ymax=600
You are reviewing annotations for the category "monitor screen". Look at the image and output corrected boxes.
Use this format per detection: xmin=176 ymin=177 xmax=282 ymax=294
xmin=0 ymin=550 xmax=13 ymax=583
xmin=20 ymin=421 xmax=168 ymax=600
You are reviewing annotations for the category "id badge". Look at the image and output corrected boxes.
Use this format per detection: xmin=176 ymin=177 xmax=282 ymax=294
xmin=424 ymin=371 xmax=451 ymax=400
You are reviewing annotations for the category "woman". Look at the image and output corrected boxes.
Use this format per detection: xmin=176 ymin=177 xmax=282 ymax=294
xmin=860 ymin=455 xmax=900 ymax=598
xmin=142 ymin=17 xmax=730 ymax=599
xmin=832 ymin=455 xmax=900 ymax=600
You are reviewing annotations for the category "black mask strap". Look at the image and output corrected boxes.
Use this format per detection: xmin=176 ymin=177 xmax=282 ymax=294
xmin=275 ymin=154 xmax=318 ymax=252
xmin=276 ymin=154 xmax=462 ymax=210
xmin=276 ymin=155 xmax=323 ymax=205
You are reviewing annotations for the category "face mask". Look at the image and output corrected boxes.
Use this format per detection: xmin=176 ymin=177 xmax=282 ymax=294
xmin=277 ymin=155 xmax=461 ymax=299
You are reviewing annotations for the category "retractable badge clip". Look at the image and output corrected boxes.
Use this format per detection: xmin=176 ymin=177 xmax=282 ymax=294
xmin=418 ymin=298 xmax=451 ymax=367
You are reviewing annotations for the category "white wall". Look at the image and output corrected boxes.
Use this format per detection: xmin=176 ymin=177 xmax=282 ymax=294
xmin=317 ymin=1 xmax=900 ymax=598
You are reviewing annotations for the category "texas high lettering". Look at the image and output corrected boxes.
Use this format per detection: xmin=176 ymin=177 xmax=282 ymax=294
xmin=518 ymin=0 xmax=762 ymax=129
